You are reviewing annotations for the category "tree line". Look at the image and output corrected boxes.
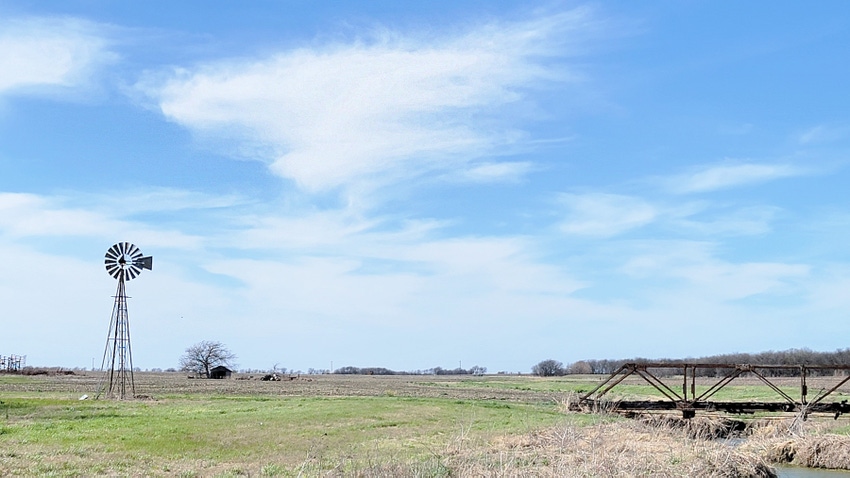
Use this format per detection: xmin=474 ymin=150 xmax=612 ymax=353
xmin=177 ymin=340 xmax=850 ymax=380
xmin=533 ymin=348 xmax=850 ymax=377
xmin=333 ymin=365 xmax=487 ymax=376
xmin=177 ymin=340 xmax=490 ymax=377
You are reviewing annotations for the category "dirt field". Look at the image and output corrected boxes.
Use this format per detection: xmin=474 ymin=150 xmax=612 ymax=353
xmin=1 ymin=371 xmax=566 ymax=401
xmin=7 ymin=370 xmax=850 ymax=403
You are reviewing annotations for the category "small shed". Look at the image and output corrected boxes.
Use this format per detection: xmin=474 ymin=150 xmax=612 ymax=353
xmin=209 ymin=365 xmax=233 ymax=379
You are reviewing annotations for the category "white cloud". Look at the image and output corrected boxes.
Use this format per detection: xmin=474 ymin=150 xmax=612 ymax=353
xmin=136 ymin=9 xmax=595 ymax=192
xmin=0 ymin=187 xmax=837 ymax=370
xmin=0 ymin=242 xmax=111 ymax=366
xmin=0 ymin=17 xmax=113 ymax=96
xmin=0 ymin=192 xmax=200 ymax=248
xmin=798 ymin=124 xmax=850 ymax=144
xmin=805 ymin=266 xmax=850 ymax=313
xmin=558 ymin=193 xmax=656 ymax=237
xmin=223 ymin=205 xmax=585 ymax=296
xmin=668 ymin=162 xmax=802 ymax=194
xmin=83 ymin=187 xmax=249 ymax=214
xmin=621 ymin=241 xmax=809 ymax=301
xmin=671 ymin=205 xmax=779 ymax=236
xmin=456 ymin=161 xmax=534 ymax=183
xmin=0 ymin=192 xmax=116 ymax=237
xmin=228 ymin=209 xmax=384 ymax=250
xmin=204 ymin=233 xmax=586 ymax=334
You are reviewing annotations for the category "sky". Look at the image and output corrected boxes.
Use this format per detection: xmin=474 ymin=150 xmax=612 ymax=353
xmin=1 ymin=1 xmax=850 ymax=373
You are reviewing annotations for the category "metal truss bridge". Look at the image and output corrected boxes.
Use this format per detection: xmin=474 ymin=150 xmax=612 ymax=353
xmin=579 ymin=363 xmax=850 ymax=419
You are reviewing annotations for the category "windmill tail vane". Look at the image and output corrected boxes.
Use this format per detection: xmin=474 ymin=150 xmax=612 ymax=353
xmin=96 ymin=242 xmax=152 ymax=400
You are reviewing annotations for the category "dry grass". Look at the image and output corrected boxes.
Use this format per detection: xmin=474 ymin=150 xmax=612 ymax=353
xmin=440 ymin=419 xmax=775 ymax=477
xmin=235 ymin=417 xmax=777 ymax=477
xmin=635 ymin=415 xmax=748 ymax=440
xmin=740 ymin=418 xmax=850 ymax=471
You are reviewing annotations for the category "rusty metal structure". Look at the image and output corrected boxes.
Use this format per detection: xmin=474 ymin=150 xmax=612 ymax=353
xmin=580 ymin=363 xmax=850 ymax=419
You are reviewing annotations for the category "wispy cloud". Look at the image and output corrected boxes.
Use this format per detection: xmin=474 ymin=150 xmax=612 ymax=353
xmin=797 ymin=124 xmax=850 ymax=145
xmin=0 ymin=192 xmax=200 ymax=248
xmin=81 ymin=188 xmax=250 ymax=215
xmin=671 ymin=205 xmax=779 ymax=236
xmin=0 ymin=16 xmax=113 ymax=96
xmin=455 ymin=161 xmax=534 ymax=183
xmin=558 ymin=193 xmax=656 ymax=237
xmin=667 ymin=162 xmax=802 ymax=194
xmin=620 ymin=241 xmax=809 ymax=302
xmin=136 ymin=9 xmax=597 ymax=193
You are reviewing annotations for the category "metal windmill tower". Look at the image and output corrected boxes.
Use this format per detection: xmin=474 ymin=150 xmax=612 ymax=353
xmin=96 ymin=242 xmax=153 ymax=400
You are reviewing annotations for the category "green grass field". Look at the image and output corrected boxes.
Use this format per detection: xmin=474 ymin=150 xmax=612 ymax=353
xmin=2 ymin=372 xmax=849 ymax=476
xmin=0 ymin=373 xmax=593 ymax=476
xmin=1 ymin=395 xmax=568 ymax=476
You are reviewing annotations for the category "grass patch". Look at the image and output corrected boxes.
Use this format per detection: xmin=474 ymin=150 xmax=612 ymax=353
xmin=3 ymin=372 xmax=850 ymax=475
xmin=0 ymin=376 xmax=34 ymax=385
xmin=0 ymin=393 xmax=565 ymax=476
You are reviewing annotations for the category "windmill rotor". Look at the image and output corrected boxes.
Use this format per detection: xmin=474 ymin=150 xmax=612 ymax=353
xmin=104 ymin=242 xmax=153 ymax=281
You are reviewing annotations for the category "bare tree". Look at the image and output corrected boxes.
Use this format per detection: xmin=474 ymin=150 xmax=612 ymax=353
xmin=569 ymin=360 xmax=593 ymax=375
xmin=532 ymin=359 xmax=565 ymax=377
xmin=179 ymin=341 xmax=237 ymax=378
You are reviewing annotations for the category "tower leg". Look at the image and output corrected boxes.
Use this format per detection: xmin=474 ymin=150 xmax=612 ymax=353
xmin=96 ymin=278 xmax=135 ymax=399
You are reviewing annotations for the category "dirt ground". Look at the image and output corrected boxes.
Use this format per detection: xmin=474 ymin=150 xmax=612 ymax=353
xmin=0 ymin=371 xmax=562 ymax=402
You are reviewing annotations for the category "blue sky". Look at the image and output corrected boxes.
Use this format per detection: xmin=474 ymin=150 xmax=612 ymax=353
xmin=2 ymin=1 xmax=849 ymax=373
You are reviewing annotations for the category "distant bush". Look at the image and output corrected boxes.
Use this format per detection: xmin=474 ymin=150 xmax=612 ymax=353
xmin=335 ymin=366 xmax=362 ymax=374
xmin=333 ymin=365 xmax=488 ymax=376
xmin=333 ymin=366 xmax=396 ymax=375
xmin=18 ymin=367 xmax=75 ymax=376
xmin=569 ymin=361 xmax=593 ymax=374
xmin=532 ymin=359 xmax=565 ymax=377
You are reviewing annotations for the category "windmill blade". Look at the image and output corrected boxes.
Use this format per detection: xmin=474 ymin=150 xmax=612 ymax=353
xmin=106 ymin=264 xmax=121 ymax=279
xmin=135 ymin=256 xmax=153 ymax=271
xmin=107 ymin=244 xmax=121 ymax=259
xmin=127 ymin=267 xmax=139 ymax=280
xmin=122 ymin=242 xmax=130 ymax=255
xmin=128 ymin=244 xmax=141 ymax=259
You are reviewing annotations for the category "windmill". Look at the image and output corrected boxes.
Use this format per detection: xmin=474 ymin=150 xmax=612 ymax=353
xmin=96 ymin=242 xmax=153 ymax=399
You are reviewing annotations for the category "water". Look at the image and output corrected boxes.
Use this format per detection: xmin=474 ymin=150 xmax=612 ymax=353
xmin=777 ymin=466 xmax=850 ymax=477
